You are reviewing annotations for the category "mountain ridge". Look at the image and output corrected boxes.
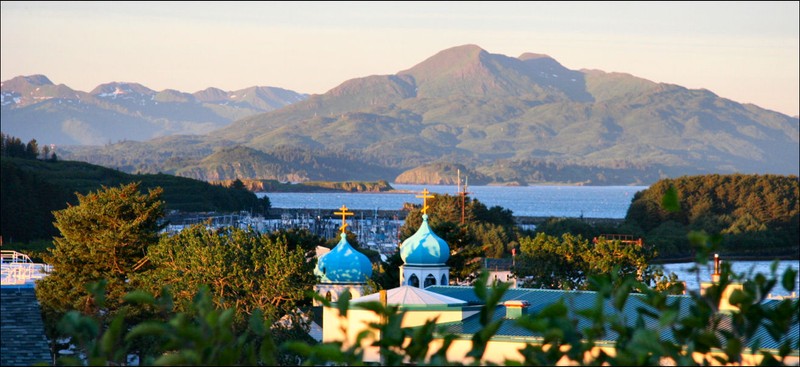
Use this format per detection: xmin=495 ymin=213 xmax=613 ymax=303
xmin=1 ymin=75 xmax=308 ymax=145
xmin=12 ymin=44 xmax=798 ymax=186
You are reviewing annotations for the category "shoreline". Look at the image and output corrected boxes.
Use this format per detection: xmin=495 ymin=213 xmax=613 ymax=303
xmin=652 ymin=255 xmax=800 ymax=265
xmin=266 ymin=208 xmax=626 ymax=223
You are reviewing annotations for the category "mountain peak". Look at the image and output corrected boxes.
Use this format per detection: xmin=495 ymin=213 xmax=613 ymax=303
xmin=1 ymin=75 xmax=81 ymax=108
xmin=1 ymin=75 xmax=54 ymax=91
xmin=399 ymin=44 xmax=486 ymax=76
xmin=193 ymin=87 xmax=229 ymax=102
xmin=518 ymin=52 xmax=552 ymax=61
xmin=434 ymin=44 xmax=486 ymax=58
xmin=90 ymin=82 xmax=155 ymax=97
xmin=397 ymin=44 xmax=578 ymax=99
xmin=22 ymin=74 xmax=54 ymax=86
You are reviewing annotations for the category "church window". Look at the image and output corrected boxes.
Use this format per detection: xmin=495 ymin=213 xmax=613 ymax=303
xmin=424 ymin=274 xmax=436 ymax=288
xmin=409 ymin=274 xmax=419 ymax=288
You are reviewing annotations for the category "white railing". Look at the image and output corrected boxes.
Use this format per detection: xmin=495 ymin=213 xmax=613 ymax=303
xmin=1 ymin=250 xmax=52 ymax=286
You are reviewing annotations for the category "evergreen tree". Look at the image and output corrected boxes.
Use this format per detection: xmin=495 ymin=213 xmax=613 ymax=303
xmin=25 ymin=139 xmax=39 ymax=159
xmin=35 ymin=182 xmax=165 ymax=352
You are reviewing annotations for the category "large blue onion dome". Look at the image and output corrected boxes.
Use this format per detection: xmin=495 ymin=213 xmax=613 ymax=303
xmin=400 ymin=214 xmax=450 ymax=265
xmin=314 ymin=233 xmax=373 ymax=283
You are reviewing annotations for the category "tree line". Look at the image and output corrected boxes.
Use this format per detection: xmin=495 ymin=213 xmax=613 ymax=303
xmin=625 ymin=174 xmax=799 ymax=259
xmin=0 ymin=132 xmax=57 ymax=160
xmin=1 ymin=134 xmax=271 ymax=244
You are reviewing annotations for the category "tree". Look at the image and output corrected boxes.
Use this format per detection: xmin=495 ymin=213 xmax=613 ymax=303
xmin=1 ymin=133 xmax=26 ymax=157
xmin=231 ymin=178 xmax=246 ymax=190
xmin=514 ymin=233 xmax=588 ymax=290
xmin=513 ymin=232 xmax=662 ymax=291
xmin=25 ymin=138 xmax=39 ymax=159
xmin=35 ymin=182 xmax=165 ymax=354
xmin=41 ymin=144 xmax=51 ymax=160
xmin=131 ymin=225 xmax=317 ymax=328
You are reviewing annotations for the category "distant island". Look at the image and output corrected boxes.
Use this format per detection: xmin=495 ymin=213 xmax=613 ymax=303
xmin=212 ymin=179 xmax=395 ymax=193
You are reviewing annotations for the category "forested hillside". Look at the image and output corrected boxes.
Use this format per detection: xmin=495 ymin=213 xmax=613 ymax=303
xmin=625 ymin=174 xmax=799 ymax=259
xmin=1 ymin=133 xmax=269 ymax=242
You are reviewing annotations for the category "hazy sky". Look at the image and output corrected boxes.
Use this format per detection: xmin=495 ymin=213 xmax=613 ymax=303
xmin=2 ymin=1 xmax=798 ymax=116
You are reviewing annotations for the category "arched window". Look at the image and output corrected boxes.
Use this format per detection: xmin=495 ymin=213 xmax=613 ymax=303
xmin=325 ymin=291 xmax=332 ymax=301
xmin=409 ymin=274 xmax=419 ymax=288
xmin=424 ymin=274 xmax=436 ymax=288
xmin=441 ymin=274 xmax=448 ymax=286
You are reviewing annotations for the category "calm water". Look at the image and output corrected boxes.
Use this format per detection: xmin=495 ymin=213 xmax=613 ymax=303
xmin=258 ymin=184 xmax=648 ymax=218
xmin=662 ymin=260 xmax=799 ymax=297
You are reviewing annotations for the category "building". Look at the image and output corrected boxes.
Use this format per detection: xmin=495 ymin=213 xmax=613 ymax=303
xmin=313 ymin=205 xmax=373 ymax=305
xmin=318 ymin=192 xmax=800 ymax=365
xmin=1 ymin=251 xmax=52 ymax=366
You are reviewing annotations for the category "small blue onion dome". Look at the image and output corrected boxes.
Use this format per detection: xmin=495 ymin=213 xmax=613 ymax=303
xmin=400 ymin=214 xmax=450 ymax=265
xmin=314 ymin=233 xmax=373 ymax=283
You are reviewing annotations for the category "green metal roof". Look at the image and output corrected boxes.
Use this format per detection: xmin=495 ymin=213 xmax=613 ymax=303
xmin=425 ymin=286 xmax=798 ymax=352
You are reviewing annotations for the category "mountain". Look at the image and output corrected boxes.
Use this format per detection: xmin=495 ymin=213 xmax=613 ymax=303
xmin=58 ymin=44 xmax=799 ymax=185
xmin=0 ymin=75 xmax=307 ymax=145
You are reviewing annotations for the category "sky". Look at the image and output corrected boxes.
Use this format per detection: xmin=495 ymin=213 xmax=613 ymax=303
xmin=2 ymin=1 xmax=798 ymax=117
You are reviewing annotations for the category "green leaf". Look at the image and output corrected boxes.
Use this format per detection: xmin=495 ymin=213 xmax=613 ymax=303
xmin=282 ymin=341 xmax=312 ymax=356
xmin=728 ymin=289 xmax=748 ymax=306
xmin=218 ymin=308 xmax=235 ymax=328
xmin=248 ymin=309 xmax=266 ymax=335
xmin=337 ymin=290 xmax=351 ymax=317
xmin=125 ymin=321 xmax=166 ymax=341
xmin=661 ymin=184 xmax=680 ymax=212
xmin=123 ymin=290 xmax=155 ymax=305
xmin=100 ymin=314 xmax=125 ymax=357
xmin=782 ymin=267 xmax=797 ymax=293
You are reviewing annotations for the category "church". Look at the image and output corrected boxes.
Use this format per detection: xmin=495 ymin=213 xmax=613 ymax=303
xmin=312 ymin=190 xmax=799 ymax=365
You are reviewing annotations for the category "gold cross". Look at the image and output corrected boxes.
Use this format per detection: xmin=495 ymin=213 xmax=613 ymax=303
xmin=334 ymin=204 xmax=354 ymax=233
xmin=416 ymin=188 xmax=434 ymax=215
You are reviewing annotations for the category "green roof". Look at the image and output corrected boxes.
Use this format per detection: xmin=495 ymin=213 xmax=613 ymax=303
xmin=425 ymin=286 xmax=799 ymax=352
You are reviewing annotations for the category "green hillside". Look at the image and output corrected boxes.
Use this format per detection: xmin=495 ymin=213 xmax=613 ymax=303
xmin=1 ymin=156 xmax=268 ymax=243
xmin=625 ymin=174 xmax=800 ymax=259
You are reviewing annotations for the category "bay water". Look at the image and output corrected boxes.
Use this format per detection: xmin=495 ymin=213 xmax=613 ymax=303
xmin=662 ymin=261 xmax=799 ymax=297
xmin=258 ymin=184 xmax=647 ymax=218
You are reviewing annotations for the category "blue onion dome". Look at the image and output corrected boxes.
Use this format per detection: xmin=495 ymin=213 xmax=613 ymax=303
xmin=314 ymin=233 xmax=373 ymax=283
xmin=400 ymin=214 xmax=450 ymax=265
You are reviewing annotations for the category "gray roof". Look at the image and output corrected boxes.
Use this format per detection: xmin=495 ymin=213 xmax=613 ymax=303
xmin=1 ymin=286 xmax=52 ymax=366
xmin=352 ymin=285 xmax=467 ymax=306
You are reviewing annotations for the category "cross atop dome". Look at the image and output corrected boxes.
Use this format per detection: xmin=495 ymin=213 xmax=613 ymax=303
xmin=334 ymin=204 xmax=354 ymax=233
xmin=401 ymin=188 xmax=450 ymax=288
xmin=416 ymin=188 xmax=434 ymax=215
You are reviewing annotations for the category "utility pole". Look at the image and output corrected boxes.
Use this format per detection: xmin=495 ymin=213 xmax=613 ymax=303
xmin=458 ymin=170 xmax=470 ymax=225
